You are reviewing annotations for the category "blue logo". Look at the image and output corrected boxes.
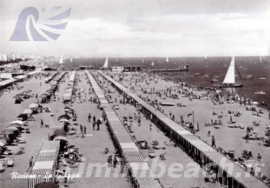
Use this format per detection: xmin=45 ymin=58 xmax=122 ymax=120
xmin=10 ymin=7 xmax=71 ymax=41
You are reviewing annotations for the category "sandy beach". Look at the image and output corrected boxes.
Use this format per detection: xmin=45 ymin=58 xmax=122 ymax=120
xmin=0 ymin=72 xmax=129 ymax=188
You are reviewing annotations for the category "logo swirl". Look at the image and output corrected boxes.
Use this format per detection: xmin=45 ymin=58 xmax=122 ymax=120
xmin=10 ymin=7 xmax=71 ymax=41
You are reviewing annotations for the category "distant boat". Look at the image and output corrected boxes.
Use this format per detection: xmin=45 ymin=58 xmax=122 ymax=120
xmin=103 ymin=57 xmax=109 ymax=69
xmin=70 ymin=58 xmax=73 ymax=62
xmin=151 ymin=62 xmax=155 ymax=66
xmin=59 ymin=56 xmax=63 ymax=64
xmin=254 ymin=91 xmax=266 ymax=95
xmin=222 ymin=56 xmax=243 ymax=87
xmin=258 ymin=77 xmax=266 ymax=80
xmin=166 ymin=57 xmax=169 ymax=62
xmin=205 ymin=55 xmax=207 ymax=59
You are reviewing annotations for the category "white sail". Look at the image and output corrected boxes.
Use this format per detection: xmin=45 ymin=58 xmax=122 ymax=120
xmin=223 ymin=56 xmax=235 ymax=84
xmin=59 ymin=56 xmax=63 ymax=64
xmin=103 ymin=57 xmax=109 ymax=68
xmin=166 ymin=57 xmax=169 ymax=62
xmin=70 ymin=58 xmax=73 ymax=62
xmin=205 ymin=55 xmax=207 ymax=59
xmin=151 ymin=61 xmax=154 ymax=66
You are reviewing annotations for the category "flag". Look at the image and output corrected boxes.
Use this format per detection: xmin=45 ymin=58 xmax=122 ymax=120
xmin=187 ymin=113 xmax=193 ymax=117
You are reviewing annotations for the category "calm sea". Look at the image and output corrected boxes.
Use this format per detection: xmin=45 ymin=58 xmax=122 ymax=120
xmin=59 ymin=56 xmax=270 ymax=105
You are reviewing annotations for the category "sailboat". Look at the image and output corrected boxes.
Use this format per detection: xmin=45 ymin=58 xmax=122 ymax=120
xmin=151 ymin=61 xmax=154 ymax=66
xmin=166 ymin=57 xmax=169 ymax=62
xmin=59 ymin=56 xmax=63 ymax=64
xmin=222 ymin=56 xmax=243 ymax=87
xmin=101 ymin=57 xmax=109 ymax=69
xmin=70 ymin=58 xmax=73 ymax=62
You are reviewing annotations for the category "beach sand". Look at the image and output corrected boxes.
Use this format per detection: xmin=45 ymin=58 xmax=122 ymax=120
xmin=0 ymin=72 xmax=129 ymax=188
xmin=101 ymin=72 xmax=270 ymax=181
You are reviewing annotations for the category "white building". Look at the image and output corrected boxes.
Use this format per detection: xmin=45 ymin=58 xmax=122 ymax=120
xmin=0 ymin=54 xmax=8 ymax=62
xmin=111 ymin=66 xmax=124 ymax=72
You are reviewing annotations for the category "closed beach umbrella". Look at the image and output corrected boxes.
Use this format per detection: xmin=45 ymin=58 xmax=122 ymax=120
xmin=35 ymin=182 xmax=58 ymax=188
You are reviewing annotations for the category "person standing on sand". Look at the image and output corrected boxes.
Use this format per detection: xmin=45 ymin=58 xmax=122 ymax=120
xmin=29 ymin=156 xmax=33 ymax=169
xmin=88 ymin=113 xmax=91 ymax=122
xmin=84 ymin=126 xmax=87 ymax=135
xmin=80 ymin=124 xmax=83 ymax=134
xmin=40 ymin=119 xmax=44 ymax=128
xmin=212 ymin=135 xmax=216 ymax=148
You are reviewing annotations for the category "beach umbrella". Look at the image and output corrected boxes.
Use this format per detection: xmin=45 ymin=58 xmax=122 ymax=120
xmin=29 ymin=103 xmax=39 ymax=109
xmin=53 ymin=129 xmax=66 ymax=137
xmin=35 ymin=182 xmax=58 ymax=188
xmin=22 ymin=109 xmax=33 ymax=115
xmin=5 ymin=127 xmax=18 ymax=131
xmin=53 ymin=136 xmax=67 ymax=141
xmin=0 ymin=140 xmax=6 ymax=146
xmin=10 ymin=120 xmax=24 ymax=127
xmin=59 ymin=119 xmax=69 ymax=123
xmin=58 ymin=114 xmax=71 ymax=121
xmin=17 ymin=114 xmax=28 ymax=121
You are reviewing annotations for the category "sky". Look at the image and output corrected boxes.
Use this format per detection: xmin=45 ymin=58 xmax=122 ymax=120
xmin=0 ymin=0 xmax=270 ymax=57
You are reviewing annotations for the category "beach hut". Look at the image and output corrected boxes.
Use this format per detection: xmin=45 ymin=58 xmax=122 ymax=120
xmin=28 ymin=141 xmax=60 ymax=188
